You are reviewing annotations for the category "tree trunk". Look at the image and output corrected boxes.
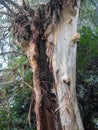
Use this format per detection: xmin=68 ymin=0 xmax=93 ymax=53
xmin=10 ymin=0 xmax=84 ymax=130
xmin=51 ymin=1 xmax=84 ymax=129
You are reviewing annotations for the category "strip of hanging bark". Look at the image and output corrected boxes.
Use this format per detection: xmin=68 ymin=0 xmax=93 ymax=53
xmin=28 ymin=90 xmax=34 ymax=128
xmin=24 ymin=41 xmax=59 ymax=130
xmin=28 ymin=99 xmax=32 ymax=127
xmin=24 ymin=42 xmax=42 ymax=130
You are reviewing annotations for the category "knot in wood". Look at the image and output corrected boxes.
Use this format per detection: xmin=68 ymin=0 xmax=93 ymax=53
xmin=63 ymin=79 xmax=71 ymax=86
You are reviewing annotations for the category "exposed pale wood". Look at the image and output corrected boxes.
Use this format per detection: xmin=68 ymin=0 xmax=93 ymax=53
xmin=52 ymin=1 xmax=84 ymax=130
xmin=0 ymin=0 xmax=84 ymax=129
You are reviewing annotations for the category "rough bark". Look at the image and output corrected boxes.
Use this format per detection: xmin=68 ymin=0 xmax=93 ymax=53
xmin=24 ymin=39 xmax=59 ymax=130
xmin=4 ymin=0 xmax=84 ymax=130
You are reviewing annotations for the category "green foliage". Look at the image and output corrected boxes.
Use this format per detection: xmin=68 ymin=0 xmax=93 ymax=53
xmin=77 ymin=25 xmax=98 ymax=130
xmin=0 ymin=87 xmax=36 ymax=130
xmin=77 ymin=26 xmax=98 ymax=73
xmin=0 ymin=48 xmax=35 ymax=129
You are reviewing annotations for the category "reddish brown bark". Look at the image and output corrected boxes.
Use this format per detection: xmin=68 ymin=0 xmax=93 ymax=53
xmin=24 ymin=42 xmax=42 ymax=130
xmin=24 ymin=40 xmax=61 ymax=130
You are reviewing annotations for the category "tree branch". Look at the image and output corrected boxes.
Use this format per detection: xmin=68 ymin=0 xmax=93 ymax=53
xmin=0 ymin=11 xmax=13 ymax=16
xmin=23 ymin=81 xmax=32 ymax=89
xmin=0 ymin=68 xmax=11 ymax=72
xmin=4 ymin=0 xmax=21 ymax=10
xmin=0 ymin=0 xmax=14 ymax=14
xmin=0 ymin=80 xmax=32 ymax=89
xmin=0 ymin=80 xmax=16 ymax=85
xmin=91 ymin=0 xmax=98 ymax=7
xmin=0 ymin=51 xmax=26 ymax=57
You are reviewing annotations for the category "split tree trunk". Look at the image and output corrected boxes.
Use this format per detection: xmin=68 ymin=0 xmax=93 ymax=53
xmin=23 ymin=1 xmax=84 ymax=130
xmin=9 ymin=0 xmax=84 ymax=130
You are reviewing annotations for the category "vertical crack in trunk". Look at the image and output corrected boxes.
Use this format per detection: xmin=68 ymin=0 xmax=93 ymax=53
xmin=24 ymin=38 xmax=61 ymax=130
xmin=37 ymin=36 xmax=62 ymax=130
xmin=10 ymin=0 xmax=84 ymax=130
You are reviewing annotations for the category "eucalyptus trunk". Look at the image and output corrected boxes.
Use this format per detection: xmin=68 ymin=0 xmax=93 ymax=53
xmin=8 ymin=0 xmax=84 ymax=130
xmin=52 ymin=1 xmax=84 ymax=130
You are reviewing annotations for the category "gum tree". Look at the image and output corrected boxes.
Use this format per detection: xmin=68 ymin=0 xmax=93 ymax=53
xmin=0 ymin=0 xmax=84 ymax=130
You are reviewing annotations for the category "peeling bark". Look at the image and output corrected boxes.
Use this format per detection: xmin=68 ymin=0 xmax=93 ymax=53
xmin=7 ymin=0 xmax=84 ymax=130
xmin=24 ymin=42 xmax=42 ymax=130
xmin=24 ymin=41 xmax=59 ymax=130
